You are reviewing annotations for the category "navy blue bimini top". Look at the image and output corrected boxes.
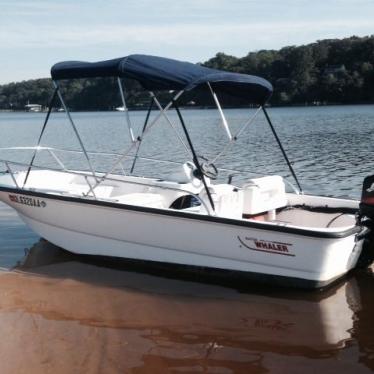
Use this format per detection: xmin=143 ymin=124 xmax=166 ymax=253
xmin=51 ymin=54 xmax=272 ymax=104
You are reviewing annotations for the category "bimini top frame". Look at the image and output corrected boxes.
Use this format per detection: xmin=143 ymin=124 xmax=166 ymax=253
xmin=24 ymin=54 xmax=302 ymax=214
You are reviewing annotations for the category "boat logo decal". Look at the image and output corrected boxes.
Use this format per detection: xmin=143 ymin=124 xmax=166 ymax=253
xmin=8 ymin=194 xmax=46 ymax=208
xmin=238 ymin=236 xmax=295 ymax=257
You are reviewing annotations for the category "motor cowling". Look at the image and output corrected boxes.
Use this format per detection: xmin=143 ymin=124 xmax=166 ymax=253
xmin=357 ymin=175 xmax=374 ymax=268
xmin=359 ymin=175 xmax=374 ymax=220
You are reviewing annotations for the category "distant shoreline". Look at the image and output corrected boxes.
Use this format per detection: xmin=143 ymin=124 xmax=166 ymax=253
xmin=1 ymin=36 xmax=373 ymax=111
xmin=1 ymin=102 xmax=373 ymax=114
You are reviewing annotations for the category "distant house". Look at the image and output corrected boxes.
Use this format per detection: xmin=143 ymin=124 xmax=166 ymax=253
xmin=25 ymin=104 xmax=42 ymax=112
xmin=323 ymin=65 xmax=346 ymax=76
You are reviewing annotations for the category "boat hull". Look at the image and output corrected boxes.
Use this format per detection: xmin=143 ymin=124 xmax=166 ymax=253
xmin=0 ymin=187 xmax=364 ymax=289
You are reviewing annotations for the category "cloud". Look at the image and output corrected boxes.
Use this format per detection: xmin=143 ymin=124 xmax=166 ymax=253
xmin=0 ymin=0 xmax=373 ymax=83
xmin=0 ymin=19 xmax=373 ymax=52
xmin=0 ymin=0 xmax=78 ymax=16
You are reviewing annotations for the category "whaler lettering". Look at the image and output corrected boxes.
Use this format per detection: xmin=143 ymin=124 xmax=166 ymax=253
xmin=8 ymin=194 xmax=46 ymax=208
xmin=254 ymin=240 xmax=289 ymax=253
xmin=237 ymin=236 xmax=295 ymax=257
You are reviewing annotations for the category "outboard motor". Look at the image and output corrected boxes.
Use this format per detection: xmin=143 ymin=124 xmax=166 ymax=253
xmin=357 ymin=175 xmax=374 ymax=267
xmin=360 ymin=175 xmax=374 ymax=219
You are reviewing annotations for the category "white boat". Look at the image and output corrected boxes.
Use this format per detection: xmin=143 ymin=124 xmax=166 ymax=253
xmin=0 ymin=54 xmax=373 ymax=289
xmin=25 ymin=103 xmax=42 ymax=112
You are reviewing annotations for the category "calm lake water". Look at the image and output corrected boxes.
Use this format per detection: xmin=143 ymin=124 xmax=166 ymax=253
xmin=0 ymin=105 xmax=373 ymax=373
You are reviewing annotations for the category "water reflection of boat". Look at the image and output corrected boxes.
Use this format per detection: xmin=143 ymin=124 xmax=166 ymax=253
xmin=0 ymin=239 xmax=370 ymax=372
xmin=19 ymin=240 xmax=361 ymax=347
xmin=0 ymin=239 xmax=369 ymax=372
xmin=0 ymin=55 xmax=374 ymax=288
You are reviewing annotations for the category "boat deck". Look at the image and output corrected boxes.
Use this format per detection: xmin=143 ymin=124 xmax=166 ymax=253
xmin=0 ymin=169 xmax=358 ymax=233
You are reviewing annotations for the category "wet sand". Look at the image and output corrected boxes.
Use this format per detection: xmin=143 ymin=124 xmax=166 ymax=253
xmin=0 ymin=205 xmax=374 ymax=373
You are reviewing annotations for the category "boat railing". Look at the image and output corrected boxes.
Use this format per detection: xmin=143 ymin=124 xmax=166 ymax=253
xmin=0 ymin=145 xmax=301 ymax=195
xmin=0 ymin=147 xmax=214 ymax=214
xmin=0 ymin=146 xmax=184 ymax=171
xmin=0 ymin=146 xmax=300 ymax=207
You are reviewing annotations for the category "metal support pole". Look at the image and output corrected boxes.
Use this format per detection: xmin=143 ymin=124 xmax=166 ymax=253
xmin=84 ymin=175 xmax=97 ymax=199
xmin=210 ymin=106 xmax=261 ymax=164
xmin=130 ymin=97 xmax=154 ymax=174
xmin=91 ymin=90 xmax=184 ymax=190
xmin=150 ymin=92 xmax=191 ymax=157
xmin=23 ymin=87 xmax=58 ymax=187
xmin=117 ymin=77 xmax=135 ymax=142
xmin=5 ymin=162 xmax=19 ymax=189
xmin=47 ymin=149 xmax=66 ymax=170
xmin=173 ymin=100 xmax=215 ymax=212
xmin=207 ymin=82 xmax=232 ymax=140
xmin=262 ymin=106 xmax=303 ymax=193
xmin=53 ymin=81 xmax=97 ymax=180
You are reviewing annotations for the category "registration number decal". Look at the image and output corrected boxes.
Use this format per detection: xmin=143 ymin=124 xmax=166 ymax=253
xmin=9 ymin=194 xmax=46 ymax=208
xmin=238 ymin=236 xmax=295 ymax=257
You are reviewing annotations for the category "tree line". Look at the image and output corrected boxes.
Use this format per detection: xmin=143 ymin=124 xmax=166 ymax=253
xmin=0 ymin=35 xmax=373 ymax=111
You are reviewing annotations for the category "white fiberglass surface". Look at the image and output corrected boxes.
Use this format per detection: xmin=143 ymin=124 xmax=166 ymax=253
xmin=10 ymin=170 xmax=199 ymax=209
xmin=274 ymin=209 xmax=356 ymax=229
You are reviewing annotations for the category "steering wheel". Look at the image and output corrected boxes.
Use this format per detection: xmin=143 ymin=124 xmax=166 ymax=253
xmin=197 ymin=156 xmax=218 ymax=180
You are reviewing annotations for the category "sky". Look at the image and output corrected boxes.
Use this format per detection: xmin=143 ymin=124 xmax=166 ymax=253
xmin=0 ymin=0 xmax=373 ymax=84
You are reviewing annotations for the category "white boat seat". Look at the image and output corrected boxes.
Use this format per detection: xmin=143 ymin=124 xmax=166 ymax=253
xmin=117 ymin=192 xmax=165 ymax=208
xmin=242 ymin=176 xmax=287 ymax=215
